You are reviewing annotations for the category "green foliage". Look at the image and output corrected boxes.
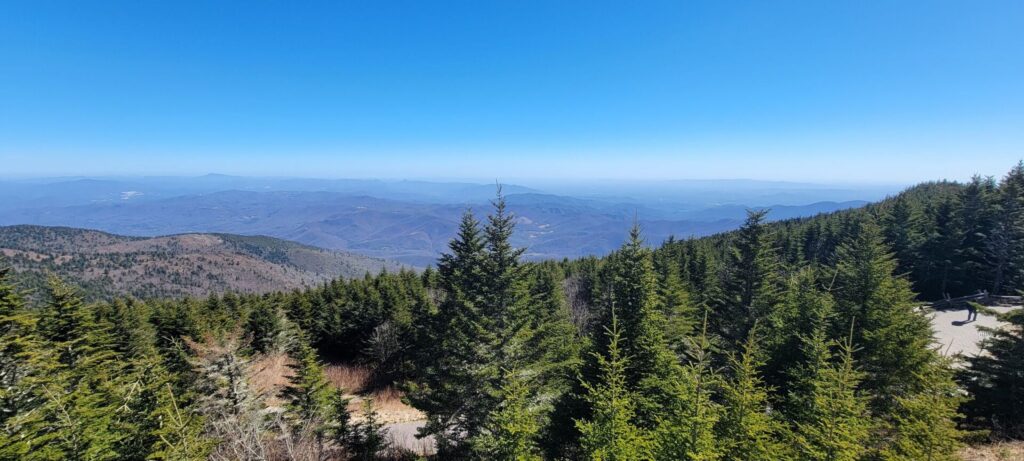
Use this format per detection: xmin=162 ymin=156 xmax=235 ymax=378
xmin=245 ymin=300 xmax=283 ymax=354
xmin=960 ymin=306 xmax=1024 ymax=438
xmin=473 ymin=369 xmax=544 ymax=461
xmin=147 ymin=384 xmax=213 ymax=460
xmin=576 ymin=314 xmax=653 ymax=461
xmin=344 ymin=399 xmax=391 ymax=460
xmin=281 ymin=329 xmax=337 ymax=436
xmin=832 ymin=218 xmax=937 ymax=414
xmin=715 ymin=209 xmax=782 ymax=345
xmin=790 ymin=337 xmax=871 ymax=461
xmin=880 ymin=364 xmax=962 ymax=461
xmin=604 ymin=224 xmax=680 ymax=428
xmin=651 ymin=317 xmax=721 ymax=461
xmin=407 ymin=191 xmax=579 ymax=454
xmin=716 ymin=328 xmax=784 ymax=461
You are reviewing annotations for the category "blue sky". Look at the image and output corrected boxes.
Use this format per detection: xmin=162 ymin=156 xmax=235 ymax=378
xmin=1 ymin=1 xmax=1022 ymax=183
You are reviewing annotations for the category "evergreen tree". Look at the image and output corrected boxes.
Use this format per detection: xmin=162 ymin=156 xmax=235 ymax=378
xmin=280 ymin=329 xmax=338 ymax=457
xmin=35 ymin=279 xmax=129 ymax=461
xmin=405 ymin=210 xmax=488 ymax=454
xmin=993 ymin=162 xmax=1024 ymax=293
xmin=960 ymin=306 xmax=1024 ymax=438
xmin=653 ymin=252 xmax=697 ymax=354
xmin=915 ymin=195 xmax=964 ymax=298
xmin=790 ymin=336 xmax=870 ymax=461
xmin=652 ymin=316 xmax=722 ymax=461
xmin=766 ymin=268 xmax=835 ymax=403
xmin=344 ymin=400 xmax=390 ymax=461
xmin=716 ymin=209 xmax=781 ymax=345
xmin=880 ymin=197 xmax=919 ymax=277
xmin=957 ymin=176 xmax=998 ymax=292
xmin=245 ymin=300 xmax=282 ymax=355
xmin=147 ymin=384 xmax=213 ymax=460
xmin=716 ymin=328 xmax=784 ymax=461
xmin=0 ymin=269 xmax=64 ymax=460
xmin=604 ymin=224 xmax=680 ymax=428
xmin=576 ymin=314 xmax=653 ymax=461
xmin=831 ymin=219 xmax=936 ymax=414
xmin=473 ymin=369 xmax=544 ymax=461
xmin=409 ymin=191 xmax=577 ymax=454
xmin=880 ymin=363 xmax=962 ymax=461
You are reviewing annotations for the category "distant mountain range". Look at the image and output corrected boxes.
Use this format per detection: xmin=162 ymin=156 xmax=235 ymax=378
xmin=0 ymin=225 xmax=402 ymax=301
xmin=0 ymin=175 xmax=887 ymax=265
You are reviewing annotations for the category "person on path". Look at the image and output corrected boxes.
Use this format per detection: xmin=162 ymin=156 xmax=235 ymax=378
xmin=966 ymin=303 xmax=978 ymax=322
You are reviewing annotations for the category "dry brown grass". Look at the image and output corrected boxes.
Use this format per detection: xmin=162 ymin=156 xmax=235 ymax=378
xmin=324 ymin=363 xmax=372 ymax=393
xmin=322 ymin=364 xmax=424 ymax=424
xmin=960 ymin=441 xmax=1024 ymax=461
xmin=250 ymin=352 xmax=295 ymax=407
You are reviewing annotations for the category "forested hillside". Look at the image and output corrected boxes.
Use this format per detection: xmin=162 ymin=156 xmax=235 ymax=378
xmin=652 ymin=162 xmax=1024 ymax=302
xmin=0 ymin=225 xmax=402 ymax=300
xmin=1 ymin=164 xmax=1022 ymax=460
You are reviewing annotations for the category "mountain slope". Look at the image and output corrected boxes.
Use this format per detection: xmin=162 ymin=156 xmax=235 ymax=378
xmin=0 ymin=225 xmax=403 ymax=300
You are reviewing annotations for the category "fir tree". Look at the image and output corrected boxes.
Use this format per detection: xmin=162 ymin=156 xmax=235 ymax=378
xmin=576 ymin=314 xmax=653 ymax=461
xmin=716 ymin=327 xmax=784 ymax=461
xmin=791 ymin=336 xmax=870 ymax=461
xmin=881 ymin=197 xmax=919 ymax=277
xmin=473 ymin=368 xmax=544 ymax=461
xmin=831 ymin=218 xmax=937 ymax=414
xmin=960 ymin=306 xmax=1024 ymax=438
xmin=409 ymin=190 xmax=577 ymax=454
xmin=0 ymin=269 xmax=64 ymax=460
xmin=147 ymin=384 xmax=213 ymax=460
xmin=716 ymin=209 xmax=782 ymax=345
xmin=36 ymin=279 xmax=128 ymax=460
xmin=764 ymin=268 xmax=836 ymax=398
xmin=653 ymin=252 xmax=697 ymax=354
xmin=652 ymin=316 xmax=722 ymax=461
xmin=880 ymin=362 xmax=962 ymax=461
xmin=245 ymin=300 xmax=282 ymax=355
xmin=280 ymin=329 xmax=338 ymax=457
xmin=605 ymin=223 xmax=680 ymax=428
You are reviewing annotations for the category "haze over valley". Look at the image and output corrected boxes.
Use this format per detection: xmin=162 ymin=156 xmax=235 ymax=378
xmin=0 ymin=174 xmax=888 ymax=265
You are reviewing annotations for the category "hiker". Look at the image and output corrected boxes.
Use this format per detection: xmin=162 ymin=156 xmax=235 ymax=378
xmin=966 ymin=303 xmax=978 ymax=322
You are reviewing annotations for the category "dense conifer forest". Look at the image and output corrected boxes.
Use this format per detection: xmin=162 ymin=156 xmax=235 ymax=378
xmin=1 ymin=163 xmax=1023 ymax=460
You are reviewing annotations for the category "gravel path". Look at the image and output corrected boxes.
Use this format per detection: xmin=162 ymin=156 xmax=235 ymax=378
xmin=928 ymin=305 xmax=1017 ymax=359
xmin=386 ymin=420 xmax=433 ymax=455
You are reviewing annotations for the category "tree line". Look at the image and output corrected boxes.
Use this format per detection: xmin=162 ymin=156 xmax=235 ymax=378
xmin=1 ymin=163 xmax=1023 ymax=460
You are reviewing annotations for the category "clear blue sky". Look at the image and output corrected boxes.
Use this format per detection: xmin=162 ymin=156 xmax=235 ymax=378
xmin=1 ymin=1 xmax=1022 ymax=183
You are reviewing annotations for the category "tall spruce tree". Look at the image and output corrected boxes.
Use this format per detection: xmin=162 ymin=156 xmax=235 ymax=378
xmin=831 ymin=218 xmax=937 ymax=414
xmin=30 ymin=279 xmax=131 ymax=460
xmin=716 ymin=209 xmax=781 ymax=345
xmin=653 ymin=252 xmax=697 ymax=354
xmin=880 ymin=362 xmax=962 ymax=461
xmin=604 ymin=224 xmax=680 ymax=428
xmin=652 ymin=316 xmax=722 ymax=461
xmin=280 ymin=328 xmax=338 ymax=457
xmin=473 ymin=368 xmax=544 ymax=461
xmin=790 ymin=336 xmax=870 ymax=461
xmin=881 ymin=197 xmax=919 ymax=277
xmin=716 ymin=328 xmax=784 ymax=461
xmin=409 ymin=191 xmax=577 ymax=455
xmin=766 ymin=268 xmax=835 ymax=403
xmin=576 ymin=314 xmax=653 ymax=461
xmin=959 ymin=306 xmax=1024 ymax=438
xmin=0 ymin=269 xmax=64 ymax=460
